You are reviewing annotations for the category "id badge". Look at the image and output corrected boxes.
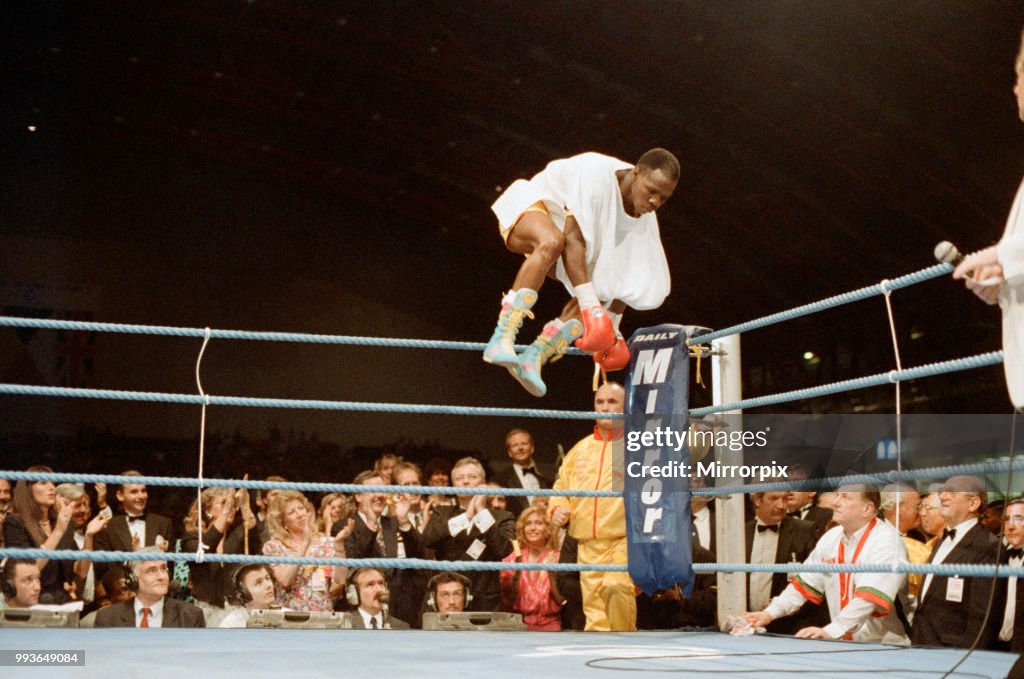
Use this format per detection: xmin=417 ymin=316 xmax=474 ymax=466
xmin=466 ymin=538 xmax=486 ymax=560
xmin=946 ymin=576 xmax=964 ymax=603
xmin=310 ymin=567 xmax=327 ymax=592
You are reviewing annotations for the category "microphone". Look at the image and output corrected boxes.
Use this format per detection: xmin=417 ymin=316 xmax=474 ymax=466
xmin=933 ymin=241 xmax=1002 ymax=286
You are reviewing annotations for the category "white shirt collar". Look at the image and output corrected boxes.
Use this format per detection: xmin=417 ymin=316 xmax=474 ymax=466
xmin=358 ymin=607 xmax=382 ymax=628
xmin=134 ymin=597 xmax=164 ymax=626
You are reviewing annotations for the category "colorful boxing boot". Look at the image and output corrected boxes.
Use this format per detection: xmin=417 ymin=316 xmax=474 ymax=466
xmin=594 ymin=336 xmax=630 ymax=371
xmin=483 ymin=288 xmax=537 ymax=368
xmin=510 ymin=319 xmax=583 ymax=397
xmin=574 ymin=305 xmax=615 ymax=353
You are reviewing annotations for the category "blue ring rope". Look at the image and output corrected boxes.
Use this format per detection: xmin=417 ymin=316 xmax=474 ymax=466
xmin=687 ymin=263 xmax=951 ymax=345
xmin=0 ymin=316 xmax=586 ymax=356
xmin=1 ymin=548 xmax=1021 ymax=579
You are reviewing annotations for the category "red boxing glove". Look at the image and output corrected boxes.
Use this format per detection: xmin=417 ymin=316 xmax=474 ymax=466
xmin=594 ymin=338 xmax=630 ymax=371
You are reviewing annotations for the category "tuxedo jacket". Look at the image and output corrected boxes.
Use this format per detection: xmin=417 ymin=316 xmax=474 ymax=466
xmin=1002 ymin=551 xmax=1024 ymax=653
xmin=339 ymin=514 xmax=426 ymax=627
xmin=349 ymin=612 xmax=410 ymax=629
xmin=94 ymin=597 xmax=205 ymax=628
xmin=422 ymin=504 xmax=515 ymax=611
xmin=745 ymin=516 xmax=825 ymax=634
xmin=492 ymin=464 xmax=552 ymax=520
xmin=690 ymin=505 xmax=716 ymax=554
xmin=801 ymin=505 xmax=834 ymax=539
xmin=911 ymin=523 xmax=1005 ymax=649
xmin=94 ymin=512 xmax=174 ymax=580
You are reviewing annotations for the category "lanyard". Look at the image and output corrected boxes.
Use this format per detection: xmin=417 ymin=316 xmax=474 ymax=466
xmin=837 ymin=517 xmax=877 ymax=609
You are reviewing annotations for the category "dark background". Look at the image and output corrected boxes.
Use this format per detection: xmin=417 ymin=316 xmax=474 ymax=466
xmin=2 ymin=1 xmax=1022 ymax=483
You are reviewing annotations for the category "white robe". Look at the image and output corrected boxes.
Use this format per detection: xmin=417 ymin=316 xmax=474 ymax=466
xmin=491 ymin=152 xmax=671 ymax=311
xmin=998 ymin=179 xmax=1024 ymax=408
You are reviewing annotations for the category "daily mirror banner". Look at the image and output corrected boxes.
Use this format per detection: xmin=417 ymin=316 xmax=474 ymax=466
xmin=623 ymin=324 xmax=700 ymax=596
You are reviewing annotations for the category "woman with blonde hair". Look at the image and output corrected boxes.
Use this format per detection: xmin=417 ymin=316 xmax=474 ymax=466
xmin=500 ymin=505 xmax=564 ymax=630
xmin=262 ymin=490 xmax=353 ymax=611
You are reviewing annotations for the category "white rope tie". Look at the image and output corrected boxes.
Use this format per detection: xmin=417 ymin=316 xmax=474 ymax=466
xmin=194 ymin=327 xmax=212 ymax=564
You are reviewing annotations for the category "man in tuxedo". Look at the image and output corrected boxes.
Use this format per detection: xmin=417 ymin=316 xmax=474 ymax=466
xmin=346 ymin=568 xmax=410 ymax=629
xmin=912 ymin=475 xmax=1004 ymax=648
xmin=690 ymin=475 xmax=715 ymax=554
xmin=745 ymin=491 xmax=821 ymax=634
xmin=93 ymin=471 xmax=173 ymax=581
xmin=95 ymin=547 xmax=204 ymax=628
xmin=339 ymin=470 xmax=425 ymax=627
xmin=785 ymin=464 xmax=833 ymax=538
xmin=998 ymin=498 xmax=1024 ymax=652
xmin=423 ymin=457 xmax=515 ymax=611
xmin=493 ymin=428 xmax=551 ymax=519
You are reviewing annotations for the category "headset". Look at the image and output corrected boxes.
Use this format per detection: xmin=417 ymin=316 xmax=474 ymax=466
xmin=1 ymin=558 xmax=20 ymax=600
xmin=426 ymin=572 xmax=472 ymax=611
xmin=231 ymin=564 xmax=272 ymax=606
xmin=346 ymin=567 xmax=387 ymax=607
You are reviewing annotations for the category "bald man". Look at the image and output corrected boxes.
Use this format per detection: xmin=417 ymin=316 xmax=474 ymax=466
xmin=549 ymin=382 xmax=635 ymax=631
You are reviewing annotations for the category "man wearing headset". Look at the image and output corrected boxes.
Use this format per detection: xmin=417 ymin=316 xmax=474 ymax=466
xmin=95 ymin=546 xmax=204 ymax=628
xmin=1 ymin=559 xmax=42 ymax=609
xmin=219 ymin=564 xmax=278 ymax=628
xmin=423 ymin=572 xmax=472 ymax=620
xmin=346 ymin=567 xmax=409 ymax=629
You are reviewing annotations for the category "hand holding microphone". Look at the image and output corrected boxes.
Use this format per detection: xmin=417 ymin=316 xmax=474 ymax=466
xmin=935 ymin=240 xmax=1003 ymax=305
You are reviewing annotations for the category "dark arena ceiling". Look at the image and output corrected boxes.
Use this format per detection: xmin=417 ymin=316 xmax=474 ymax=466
xmin=3 ymin=1 xmax=1024 ymax=420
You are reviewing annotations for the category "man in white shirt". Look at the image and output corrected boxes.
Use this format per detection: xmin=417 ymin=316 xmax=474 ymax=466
xmin=219 ymin=564 xmax=277 ymax=628
xmin=483 ymin=149 xmax=680 ymax=397
xmin=347 ymin=568 xmax=409 ymax=629
xmin=744 ymin=484 xmax=909 ymax=643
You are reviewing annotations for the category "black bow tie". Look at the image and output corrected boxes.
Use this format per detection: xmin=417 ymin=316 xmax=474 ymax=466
xmin=757 ymin=523 xmax=780 ymax=533
xmin=1007 ymin=547 xmax=1023 ymax=560
xmin=787 ymin=510 xmax=803 ymax=519
xmin=521 ymin=467 xmax=538 ymax=477
xmin=127 ymin=514 xmax=146 ymax=523
xmin=942 ymin=528 xmax=957 ymax=542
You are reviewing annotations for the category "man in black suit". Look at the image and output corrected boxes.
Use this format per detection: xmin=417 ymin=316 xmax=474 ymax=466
xmin=423 ymin=457 xmax=515 ymax=611
xmin=95 ymin=548 xmax=204 ymax=628
xmin=346 ymin=568 xmax=410 ymax=629
xmin=745 ymin=491 xmax=821 ymax=634
xmin=339 ymin=470 xmax=425 ymax=627
xmin=912 ymin=475 xmax=1004 ymax=649
xmin=690 ymin=475 xmax=715 ymax=554
xmin=785 ymin=464 xmax=832 ymax=538
xmin=998 ymin=498 xmax=1024 ymax=652
xmin=93 ymin=471 xmax=173 ymax=581
xmin=492 ymin=429 xmax=551 ymax=520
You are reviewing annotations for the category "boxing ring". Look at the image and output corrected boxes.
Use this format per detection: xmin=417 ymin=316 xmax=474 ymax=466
xmin=1 ymin=256 xmax=1023 ymax=678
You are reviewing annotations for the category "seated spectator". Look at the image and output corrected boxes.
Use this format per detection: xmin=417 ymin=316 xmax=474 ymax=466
xmin=0 ymin=477 xmax=11 ymax=548
xmin=55 ymin=483 xmax=111 ymax=607
xmin=262 ymin=490 xmax=352 ymax=611
xmin=500 ymin=506 xmax=563 ymax=631
xmin=423 ymin=457 xmax=515 ymax=611
xmin=93 ymin=470 xmax=173 ymax=581
xmin=340 ymin=470 xmax=424 ymax=626
xmin=318 ymin=492 xmax=353 ymax=536
xmin=181 ymin=487 xmax=260 ymax=626
xmin=1 ymin=559 xmax=41 ymax=609
xmin=486 ymin=483 xmax=509 ymax=513
xmin=347 ymin=568 xmax=410 ymax=629
xmin=3 ymin=467 xmax=77 ymax=603
xmin=374 ymin=453 xmax=402 ymax=485
xmin=424 ymin=457 xmax=455 ymax=507
xmin=424 ymin=572 xmax=472 ymax=619
xmin=95 ymin=547 xmax=205 ymax=628
xmin=219 ymin=564 xmax=278 ymax=628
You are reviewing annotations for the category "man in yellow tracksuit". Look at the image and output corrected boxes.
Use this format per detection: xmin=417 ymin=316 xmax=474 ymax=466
xmin=549 ymin=381 xmax=635 ymax=631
